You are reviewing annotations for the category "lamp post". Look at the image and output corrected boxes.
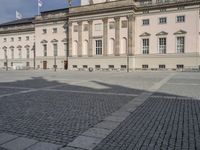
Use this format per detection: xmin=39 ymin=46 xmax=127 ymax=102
xmin=5 ymin=50 xmax=8 ymax=71
xmin=54 ymin=50 xmax=57 ymax=72
xmin=63 ymin=21 xmax=69 ymax=70
xmin=31 ymin=43 xmax=36 ymax=70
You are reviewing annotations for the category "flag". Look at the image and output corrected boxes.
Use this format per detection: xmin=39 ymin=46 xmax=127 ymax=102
xmin=16 ymin=11 xmax=22 ymax=20
xmin=38 ymin=0 xmax=43 ymax=7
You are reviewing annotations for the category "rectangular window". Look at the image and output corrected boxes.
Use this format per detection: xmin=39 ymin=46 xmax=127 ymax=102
xmin=53 ymin=28 xmax=57 ymax=33
xmin=159 ymin=65 xmax=166 ymax=69
xmin=73 ymin=65 xmax=77 ymax=68
xmin=43 ymin=29 xmax=47 ymax=34
xmin=159 ymin=17 xmax=167 ymax=24
xmin=177 ymin=36 xmax=185 ymax=53
xmin=26 ymin=36 xmax=29 ymax=41
xmin=18 ymin=37 xmax=21 ymax=41
xmin=19 ymin=49 xmax=21 ymax=58
xmin=142 ymin=39 xmax=149 ymax=54
xmin=177 ymin=64 xmax=184 ymax=69
xmin=95 ymin=65 xmax=101 ymax=69
xmin=142 ymin=64 xmax=148 ymax=69
xmin=43 ymin=44 xmax=47 ymax=56
xmin=94 ymin=23 xmax=103 ymax=31
xmin=11 ymin=37 xmax=14 ymax=42
xmin=3 ymin=38 xmax=7 ymax=42
xmin=26 ymin=49 xmax=30 ymax=59
xmin=121 ymin=20 xmax=128 ymax=28
xmin=96 ymin=40 xmax=102 ymax=55
xmin=73 ymin=25 xmax=78 ymax=32
xmin=177 ymin=15 xmax=185 ymax=23
xmin=11 ymin=49 xmax=14 ymax=59
xmin=109 ymin=22 xmax=115 ymax=29
xmin=83 ymin=65 xmax=88 ymax=68
xmin=53 ymin=44 xmax=58 ymax=56
xmin=109 ymin=65 xmax=114 ymax=69
xmin=26 ymin=62 xmax=30 ymax=67
xmin=121 ymin=65 xmax=127 ymax=69
xmin=159 ymin=38 xmax=167 ymax=54
xmin=83 ymin=24 xmax=89 ymax=31
xmin=142 ymin=19 xmax=149 ymax=25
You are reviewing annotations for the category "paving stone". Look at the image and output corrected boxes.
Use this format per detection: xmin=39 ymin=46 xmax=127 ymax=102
xmin=68 ymin=136 xmax=101 ymax=150
xmin=82 ymin=128 xmax=112 ymax=139
xmin=104 ymin=116 xmax=126 ymax=122
xmin=60 ymin=146 xmax=84 ymax=150
xmin=0 ymin=133 xmax=18 ymax=145
xmin=26 ymin=142 xmax=61 ymax=150
xmin=95 ymin=121 xmax=121 ymax=130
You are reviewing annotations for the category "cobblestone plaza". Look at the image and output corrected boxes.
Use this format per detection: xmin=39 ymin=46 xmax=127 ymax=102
xmin=0 ymin=70 xmax=199 ymax=150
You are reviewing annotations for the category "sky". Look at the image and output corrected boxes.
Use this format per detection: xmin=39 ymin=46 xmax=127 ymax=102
xmin=0 ymin=0 xmax=80 ymax=24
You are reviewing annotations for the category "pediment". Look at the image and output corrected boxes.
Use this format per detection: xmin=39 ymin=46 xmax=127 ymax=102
xmin=61 ymin=38 xmax=68 ymax=42
xmin=174 ymin=29 xmax=187 ymax=35
xmin=51 ymin=39 xmax=58 ymax=43
xmin=9 ymin=46 xmax=14 ymax=49
xmin=24 ymin=45 xmax=30 ymax=48
xmin=156 ymin=31 xmax=168 ymax=36
xmin=41 ymin=40 xmax=48 ymax=44
xmin=139 ymin=32 xmax=151 ymax=37
xmin=2 ymin=46 xmax=7 ymax=50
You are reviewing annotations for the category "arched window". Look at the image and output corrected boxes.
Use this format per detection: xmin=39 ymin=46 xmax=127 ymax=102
xmin=73 ymin=40 xmax=78 ymax=56
xmin=83 ymin=40 xmax=88 ymax=55
xmin=108 ymin=38 xmax=115 ymax=55
xmin=121 ymin=37 xmax=127 ymax=54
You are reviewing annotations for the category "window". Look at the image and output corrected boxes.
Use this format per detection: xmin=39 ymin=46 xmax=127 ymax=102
xmin=142 ymin=39 xmax=149 ymax=54
xmin=53 ymin=43 xmax=58 ymax=56
xmin=109 ymin=22 xmax=115 ymax=29
xmin=64 ymin=43 xmax=68 ymax=56
xmin=11 ymin=37 xmax=14 ymax=42
xmin=26 ymin=62 xmax=30 ymax=67
xmin=142 ymin=19 xmax=149 ymax=25
xmin=95 ymin=40 xmax=102 ymax=55
xmin=109 ymin=65 xmax=114 ymax=69
xmin=142 ymin=64 xmax=148 ymax=69
xmin=11 ymin=49 xmax=14 ymax=59
xmin=26 ymin=36 xmax=29 ymax=41
xmin=95 ymin=65 xmax=101 ymax=69
xmin=159 ymin=38 xmax=166 ymax=54
xmin=177 ymin=16 xmax=185 ymax=23
xmin=73 ymin=25 xmax=78 ymax=32
xmin=83 ymin=65 xmax=88 ymax=68
xmin=94 ymin=23 xmax=102 ymax=31
xmin=73 ymin=65 xmax=77 ymax=68
xmin=121 ymin=65 xmax=127 ymax=69
xmin=159 ymin=65 xmax=166 ymax=69
xmin=83 ymin=24 xmax=89 ymax=31
xmin=177 ymin=37 xmax=185 ymax=53
xmin=53 ymin=28 xmax=57 ymax=33
xmin=43 ymin=44 xmax=47 ymax=56
xmin=18 ymin=37 xmax=21 ymax=41
xmin=19 ymin=49 xmax=22 ymax=59
xmin=159 ymin=17 xmax=167 ymax=24
xmin=3 ymin=38 xmax=7 ymax=42
xmin=26 ymin=49 xmax=30 ymax=59
xmin=4 ymin=50 xmax=7 ymax=59
xmin=177 ymin=64 xmax=184 ymax=69
xmin=121 ymin=20 xmax=128 ymax=28
xmin=43 ymin=29 xmax=47 ymax=34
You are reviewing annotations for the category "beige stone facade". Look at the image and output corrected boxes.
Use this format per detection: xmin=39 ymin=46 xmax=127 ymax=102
xmin=0 ymin=0 xmax=200 ymax=71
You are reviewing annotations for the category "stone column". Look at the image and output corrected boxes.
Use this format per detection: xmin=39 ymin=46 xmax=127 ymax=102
xmin=68 ymin=21 xmax=73 ymax=57
xmin=78 ymin=21 xmax=82 ymax=57
xmin=127 ymin=14 xmax=135 ymax=56
xmin=103 ymin=18 xmax=108 ymax=56
xmin=114 ymin=17 xmax=120 ymax=56
xmin=88 ymin=20 xmax=93 ymax=57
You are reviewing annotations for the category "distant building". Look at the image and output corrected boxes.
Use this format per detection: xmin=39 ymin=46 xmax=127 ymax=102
xmin=0 ymin=0 xmax=200 ymax=71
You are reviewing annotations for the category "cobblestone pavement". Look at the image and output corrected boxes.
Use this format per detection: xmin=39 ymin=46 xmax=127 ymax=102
xmin=0 ymin=90 xmax=133 ymax=145
xmin=94 ymin=96 xmax=200 ymax=150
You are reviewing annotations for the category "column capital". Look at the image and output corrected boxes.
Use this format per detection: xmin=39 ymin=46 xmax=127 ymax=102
xmin=126 ymin=14 xmax=135 ymax=20
xmin=77 ymin=21 xmax=82 ymax=25
xmin=102 ymin=18 xmax=108 ymax=23
xmin=88 ymin=20 xmax=93 ymax=24
xmin=114 ymin=16 xmax=120 ymax=22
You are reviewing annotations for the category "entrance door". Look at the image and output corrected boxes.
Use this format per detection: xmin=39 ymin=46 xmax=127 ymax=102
xmin=64 ymin=61 xmax=68 ymax=70
xmin=43 ymin=61 xmax=47 ymax=69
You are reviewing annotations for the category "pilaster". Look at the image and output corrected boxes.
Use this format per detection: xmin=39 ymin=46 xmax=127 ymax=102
xmin=88 ymin=20 xmax=93 ymax=57
xmin=78 ymin=21 xmax=82 ymax=57
xmin=114 ymin=17 xmax=120 ymax=56
xmin=103 ymin=18 xmax=108 ymax=56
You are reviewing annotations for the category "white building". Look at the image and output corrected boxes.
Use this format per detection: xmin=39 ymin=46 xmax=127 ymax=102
xmin=0 ymin=0 xmax=200 ymax=71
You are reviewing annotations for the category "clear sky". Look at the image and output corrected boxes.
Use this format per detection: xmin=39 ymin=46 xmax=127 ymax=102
xmin=0 ymin=0 xmax=80 ymax=24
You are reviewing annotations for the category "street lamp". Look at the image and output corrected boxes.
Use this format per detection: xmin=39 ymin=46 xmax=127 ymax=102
xmin=31 ymin=43 xmax=36 ymax=70
xmin=54 ymin=51 xmax=57 ymax=72
xmin=63 ymin=21 xmax=69 ymax=70
xmin=5 ymin=50 xmax=8 ymax=71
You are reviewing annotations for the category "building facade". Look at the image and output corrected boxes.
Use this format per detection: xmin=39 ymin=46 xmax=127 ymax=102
xmin=0 ymin=0 xmax=200 ymax=71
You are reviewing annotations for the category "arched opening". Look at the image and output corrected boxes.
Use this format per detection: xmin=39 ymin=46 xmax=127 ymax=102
xmin=108 ymin=38 xmax=115 ymax=55
xmin=73 ymin=40 xmax=78 ymax=56
xmin=83 ymin=40 xmax=88 ymax=55
xmin=121 ymin=37 xmax=127 ymax=54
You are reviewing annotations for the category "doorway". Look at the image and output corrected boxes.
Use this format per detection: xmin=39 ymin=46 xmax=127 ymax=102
xmin=43 ymin=61 xmax=47 ymax=69
xmin=64 ymin=60 xmax=68 ymax=70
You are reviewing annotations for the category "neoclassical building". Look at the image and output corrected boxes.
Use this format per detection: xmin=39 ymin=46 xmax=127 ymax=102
xmin=0 ymin=0 xmax=200 ymax=70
